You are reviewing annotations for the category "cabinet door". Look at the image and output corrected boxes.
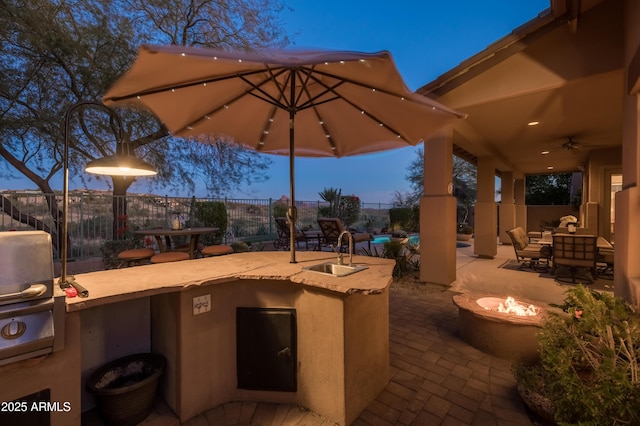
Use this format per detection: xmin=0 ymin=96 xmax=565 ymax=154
xmin=236 ymin=308 xmax=296 ymax=391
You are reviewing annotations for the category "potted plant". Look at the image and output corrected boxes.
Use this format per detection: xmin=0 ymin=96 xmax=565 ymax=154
xmin=390 ymin=229 xmax=409 ymax=244
xmin=456 ymin=224 xmax=473 ymax=241
xmin=513 ymin=285 xmax=640 ymax=424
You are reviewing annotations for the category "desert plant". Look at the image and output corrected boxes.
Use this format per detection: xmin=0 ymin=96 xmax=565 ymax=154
xmin=362 ymin=240 xmax=419 ymax=278
xmin=457 ymin=224 xmax=473 ymax=234
xmin=389 ymin=207 xmax=419 ymax=232
xmin=317 ymin=187 xmax=341 ymax=218
xmin=338 ymin=194 xmax=361 ymax=227
xmin=193 ymin=201 xmax=227 ymax=244
xmin=272 ymin=200 xmax=288 ymax=218
xmin=514 ymin=285 xmax=640 ymax=424
xmin=230 ymin=241 xmax=250 ymax=253
xmin=100 ymin=239 xmax=139 ymax=269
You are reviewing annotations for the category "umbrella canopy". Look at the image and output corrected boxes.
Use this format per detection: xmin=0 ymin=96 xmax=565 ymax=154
xmin=103 ymin=45 xmax=465 ymax=261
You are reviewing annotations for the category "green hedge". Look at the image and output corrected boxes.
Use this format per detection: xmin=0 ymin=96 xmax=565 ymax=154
xmin=389 ymin=207 xmax=419 ymax=232
xmin=193 ymin=201 xmax=227 ymax=244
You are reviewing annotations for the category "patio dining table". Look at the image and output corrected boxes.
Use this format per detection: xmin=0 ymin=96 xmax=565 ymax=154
xmin=135 ymin=227 xmax=218 ymax=259
xmin=539 ymin=233 xmax=614 ymax=250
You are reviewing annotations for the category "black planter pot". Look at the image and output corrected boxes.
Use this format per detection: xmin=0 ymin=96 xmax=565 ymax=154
xmin=86 ymin=353 xmax=165 ymax=426
xmin=517 ymin=382 xmax=556 ymax=425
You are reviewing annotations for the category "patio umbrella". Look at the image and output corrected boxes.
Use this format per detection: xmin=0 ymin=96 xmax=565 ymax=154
xmin=103 ymin=45 xmax=465 ymax=262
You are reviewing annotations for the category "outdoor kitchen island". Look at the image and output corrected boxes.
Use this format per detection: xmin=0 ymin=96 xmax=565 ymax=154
xmin=67 ymin=251 xmax=395 ymax=426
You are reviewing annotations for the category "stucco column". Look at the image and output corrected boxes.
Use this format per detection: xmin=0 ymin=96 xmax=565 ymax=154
xmin=420 ymin=129 xmax=456 ymax=285
xmin=514 ymin=178 xmax=527 ymax=230
xmin=615 ymin=0 xmax=640 ymax=303
xmin=474 ymin=156 xmax=497 ymax=258
xmin=498 ymin=171 xmax=515 ymax=244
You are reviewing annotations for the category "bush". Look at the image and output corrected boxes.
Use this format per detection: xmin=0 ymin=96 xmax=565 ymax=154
xmin=100 ymin=239 xmax=137 ymax=269
xmin=514 ymin=285 xmax=640 ymax=424
xmin=231 ymin=241 xmax=250 ymax=253
xmin=457 ymin=224 xmax=473 ymax=234
xmin=193 ymin=201 xmax=227 ymax=244
xmin=362 ymin=240 xmax=419 ymax=278
xmin=338 ymin=195 xmax=361 ymax=227
xmin=272 ymin=200 xmax=288 ymax=218
xmin=389 ymin=207 xmax=419 ymax=232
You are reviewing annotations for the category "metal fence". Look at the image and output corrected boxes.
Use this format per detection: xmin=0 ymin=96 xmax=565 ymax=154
xmin=0 ymin=191 xmax=392 ymax=261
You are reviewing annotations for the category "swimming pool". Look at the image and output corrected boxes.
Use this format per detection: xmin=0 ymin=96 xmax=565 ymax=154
xmin=371 ymin=235 xmax=420 ymax=244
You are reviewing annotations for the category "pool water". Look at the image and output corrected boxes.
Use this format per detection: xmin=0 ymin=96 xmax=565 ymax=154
xmin=372 ymin=235 xmax=420 ymax=244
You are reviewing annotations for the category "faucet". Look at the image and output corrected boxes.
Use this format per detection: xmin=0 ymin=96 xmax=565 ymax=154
xmin=336 ymin=230 xmax=354 ymax=266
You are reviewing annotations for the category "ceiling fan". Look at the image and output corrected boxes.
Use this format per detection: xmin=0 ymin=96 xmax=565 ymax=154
xmin=561 ymin=136 xmax=582 ymax=151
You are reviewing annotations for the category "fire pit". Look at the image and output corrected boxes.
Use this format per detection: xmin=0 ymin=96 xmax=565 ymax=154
xmin=453 ymin=294 xmax=546 ymax=364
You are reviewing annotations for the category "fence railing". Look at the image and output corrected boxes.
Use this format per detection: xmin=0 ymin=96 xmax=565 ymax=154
xmin=0 ymin=191 xmax=392 ymax=261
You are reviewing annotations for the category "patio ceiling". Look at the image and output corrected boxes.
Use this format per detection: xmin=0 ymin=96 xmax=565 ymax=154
xmin=418 ymin=0 xmax=624 ymax=178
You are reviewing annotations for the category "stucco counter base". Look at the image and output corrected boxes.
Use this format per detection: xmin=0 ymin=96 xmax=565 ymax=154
xmin=68 ymin=251 xmax=395 ymax=426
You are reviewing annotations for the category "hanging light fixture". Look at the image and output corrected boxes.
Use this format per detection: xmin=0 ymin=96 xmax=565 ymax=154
xmin=85 ymin=153 xmax=157 ymax=176
xmin=59 ymin=101 xmax=157 ymax=297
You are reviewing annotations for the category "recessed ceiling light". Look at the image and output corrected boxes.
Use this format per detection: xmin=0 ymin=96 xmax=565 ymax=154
xmin=541 ymin=150 xmax=550 ymax=155
xmin=528 ymin=121 xmax=540 ymax=126
xmin=547 ymin=166 xmax=554 ymax=170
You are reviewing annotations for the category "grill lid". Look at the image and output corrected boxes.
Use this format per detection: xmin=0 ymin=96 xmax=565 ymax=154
xmin=0 ymin=231 xmax=54 ymax=304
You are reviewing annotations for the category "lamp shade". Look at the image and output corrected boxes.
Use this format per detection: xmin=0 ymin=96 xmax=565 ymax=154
xmin=85 ymin=154 xmax=157 ymax=176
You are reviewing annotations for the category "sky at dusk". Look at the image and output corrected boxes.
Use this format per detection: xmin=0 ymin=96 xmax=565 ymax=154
xmin=233 ymin=0 xmax=550 ymax=202
xmin=1 ymin=0 xmax=549 ymax=202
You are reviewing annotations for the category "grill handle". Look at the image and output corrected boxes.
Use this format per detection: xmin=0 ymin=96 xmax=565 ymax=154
xmin=0 ymin=284 xmax=48 ymax=303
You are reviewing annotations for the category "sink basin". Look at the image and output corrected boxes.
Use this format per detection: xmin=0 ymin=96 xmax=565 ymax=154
xmin=302 ymin=262 xmax=368 ymax=277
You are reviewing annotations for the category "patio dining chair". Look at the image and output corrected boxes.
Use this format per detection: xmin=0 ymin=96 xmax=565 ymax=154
xmin=506 ymin=227 xmax=548 ymax=271
xmin=552 ymin=234 xmax=598 ymax=283
xmin=317 ymin=218 xmax=373 ymax=253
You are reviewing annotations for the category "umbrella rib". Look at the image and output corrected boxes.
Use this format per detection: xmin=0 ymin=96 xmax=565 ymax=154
xmin=255 ymin=104 xmax=279 ymax=152
xmin=299 ymin=68 xmax=412 ymax=143
xmin=177 ymin=68 xmax=292 ymax=134
xmin=105 ymin=68 xmax=277 ymax=103
xmin=295 ymin=69 xmax=339 ymax=155
xmin=240 ymin=66 xmax=292 ymax=111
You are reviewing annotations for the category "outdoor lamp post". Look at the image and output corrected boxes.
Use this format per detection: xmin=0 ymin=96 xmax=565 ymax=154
xmin=59 ymin=101 xmax=156 ymax=297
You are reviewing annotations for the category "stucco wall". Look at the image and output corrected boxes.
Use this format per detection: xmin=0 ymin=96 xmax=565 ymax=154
xmin=153 ymin=279 xmax=389 ymax=426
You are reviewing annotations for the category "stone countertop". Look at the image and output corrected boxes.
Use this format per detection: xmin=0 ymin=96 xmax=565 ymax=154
xmin=64 ymin=251 xmax=395 ymax=312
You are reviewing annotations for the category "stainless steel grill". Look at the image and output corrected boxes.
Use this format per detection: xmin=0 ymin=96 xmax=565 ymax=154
xmin=0 ymin=231 xmax=64 ymax=366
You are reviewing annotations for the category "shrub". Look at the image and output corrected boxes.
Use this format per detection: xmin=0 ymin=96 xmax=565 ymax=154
xmin=457 ymin=224 xmax=473 ymax=234
xmin=231 ymin=241 xmax=250 ymax=253
xmin=338 ymin=194 xmax=361 ymax=227
xmin=272 ymin=200 xmax=288 ymax=218
xmin=389 ymin=207 xmax=419 ymax=232
xmin=100 ymin=239 xmax=138 ymax=269
xmin=362 ymin=240 xmax=419 ymax=278
xmin=193 ymin=201 xmax=227 ymax=244
xmin=514 ymin=285 xmax=640 ymax=424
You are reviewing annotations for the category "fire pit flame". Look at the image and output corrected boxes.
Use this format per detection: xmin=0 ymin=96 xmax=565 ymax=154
xmin=496 ymin=296 xmax=538 ymax=316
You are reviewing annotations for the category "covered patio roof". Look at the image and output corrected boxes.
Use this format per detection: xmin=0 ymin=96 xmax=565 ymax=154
xmin=418 ymin=0 xmax=623 ymax=178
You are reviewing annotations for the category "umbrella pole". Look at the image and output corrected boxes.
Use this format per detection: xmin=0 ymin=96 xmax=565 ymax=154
xmin=288 ymin=115 xmax=297 ymax=263
xmin=288 ymin=73 xmax=297 ymax=263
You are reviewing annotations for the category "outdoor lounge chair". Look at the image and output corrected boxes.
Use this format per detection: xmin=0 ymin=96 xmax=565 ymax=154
xmin=317 ymin=218 xmax=373 ymax=253
xmin=552 ymin=234 xmax=598 ymax=283
xmin=274 ymin=217 xmax=316 ymax=250
xmin=506 ymin=227 xmax=547 ymax=270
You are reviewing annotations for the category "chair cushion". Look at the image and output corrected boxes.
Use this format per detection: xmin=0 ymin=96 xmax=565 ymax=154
xmin=201 ymin=245 xmax=233 ymax=256
xmin=506 ymin=228 xmax=529 ymax=250
xmin=352 ymin=232 xmax=373 ymax=243
xmin=118 ymin=248 xmax=155 ymax=260
xmin=150 ymin=252 xmax=189 ymax=263
xmin=517 ymin=248 xmax=542 ymax=259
